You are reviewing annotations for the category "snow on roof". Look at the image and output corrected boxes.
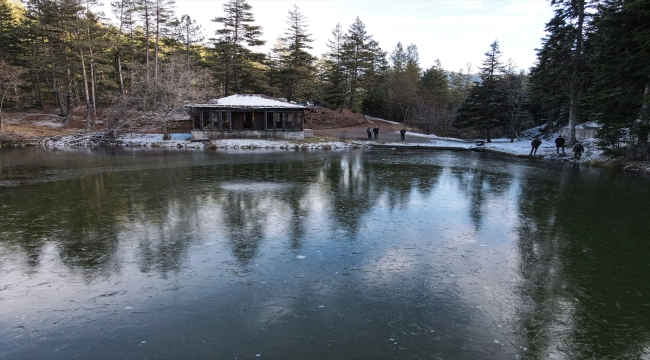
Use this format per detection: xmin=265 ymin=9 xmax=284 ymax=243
xmin=187 ymin=94 xmax=306 ymax=109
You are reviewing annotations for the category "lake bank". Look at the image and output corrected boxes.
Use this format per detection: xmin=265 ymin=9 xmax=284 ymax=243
xmin=2 ymin=117 xmax=649 ymax=175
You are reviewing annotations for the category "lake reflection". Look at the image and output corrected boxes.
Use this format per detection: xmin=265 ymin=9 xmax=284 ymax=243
xmin=1 ymin=148 xmax=649 ymax=359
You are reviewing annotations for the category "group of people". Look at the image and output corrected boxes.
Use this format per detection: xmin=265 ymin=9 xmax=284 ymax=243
xmin=365 ymin=127 xmax=408 ymax=141
xmin=366 ymin=127 xmax=380 ymax=139
xmin=530 ymin=135 xmax=585 ymax=160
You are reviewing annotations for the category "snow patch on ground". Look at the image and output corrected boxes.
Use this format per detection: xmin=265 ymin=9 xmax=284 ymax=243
xmin=41 ymin=130 xmax=621 ymax=169
xmin=114 ymin=133 xmax=359 ymax=151
xmin=34 ymin=120 xmax=63 ymax=128
xmin=366 ymin=116 xmax=401 ymax=125
xmin=576 ymin=122 xmax=601 ymax=129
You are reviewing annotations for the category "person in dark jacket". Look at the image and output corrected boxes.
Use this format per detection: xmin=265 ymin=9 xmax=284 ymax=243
xmin=555 ymin=135 xmax=566 ymax=154
xmin=367 ymin=127 xmax=372 ymax=139
xmin=530 ymin=136 xmax=542 ymax=155
xmin=400 ymin=128 xmax=406 ymax=141
xmin=373 ymin=127 xmax=379 ymax=139
xmin=573 ymin=143 xmax=585 ymax=160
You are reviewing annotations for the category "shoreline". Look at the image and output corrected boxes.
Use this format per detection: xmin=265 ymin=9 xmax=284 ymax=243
xmin=2 ymin=131 xmax=649 ymax=175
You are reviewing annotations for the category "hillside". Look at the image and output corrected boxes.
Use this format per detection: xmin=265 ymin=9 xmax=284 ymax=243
xmin=305 ymin=108 xmax=370 ymax=130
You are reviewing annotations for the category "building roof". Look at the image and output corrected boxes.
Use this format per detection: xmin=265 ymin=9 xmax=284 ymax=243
xmin=187 ymin=94 xmax=306 ymax=110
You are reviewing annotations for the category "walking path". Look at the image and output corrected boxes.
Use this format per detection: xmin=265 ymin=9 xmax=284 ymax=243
xmin=314 ymin=117 xmax=567 ymax=159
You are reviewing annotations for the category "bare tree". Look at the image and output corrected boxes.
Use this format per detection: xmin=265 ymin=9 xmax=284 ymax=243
xmin=0 ymin=59 xmax=25 ymax=132
xmin=108 ymin=55 xmax=212 ymax=139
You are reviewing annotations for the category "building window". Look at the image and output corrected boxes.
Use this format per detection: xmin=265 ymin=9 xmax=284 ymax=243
xmin=192 ymin=111 xmax=201 ymax=130
xmin=222 ymin=112 xmax=230 ymax=130
xmin=266 ymin=112 xmax=274 ymax=130
xmin=276 ymin=113 xmax=283 ymax=130
xmin=202 ymin=111 xmax=211 ymax=129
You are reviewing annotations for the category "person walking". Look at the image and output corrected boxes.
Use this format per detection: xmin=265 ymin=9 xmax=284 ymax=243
xmin=530 ymin=136 xmax=542 ymax=155
xmin=400 ymin=128 xmax=406 ymax=141
xmin=373 ymin=127 xmax=379 ymax=139
xmin=573 ymin=142 xmax=585 ymax=160
xmin=366 ymin=127 xmax=372 ymax=139
xmin=555 ymin=135 xmax=566 ymax=155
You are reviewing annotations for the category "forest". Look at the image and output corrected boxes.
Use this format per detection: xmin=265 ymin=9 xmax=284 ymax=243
xmin=0 ymin=0 xmax=648 ymax=158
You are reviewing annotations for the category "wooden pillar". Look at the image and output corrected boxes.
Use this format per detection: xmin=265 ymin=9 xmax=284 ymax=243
xmin=264 ymin=111 xmax=267 ymax=131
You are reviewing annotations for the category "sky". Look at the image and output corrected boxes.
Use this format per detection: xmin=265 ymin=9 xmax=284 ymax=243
xmin=107 ymin=0 xmax=556 ymax=73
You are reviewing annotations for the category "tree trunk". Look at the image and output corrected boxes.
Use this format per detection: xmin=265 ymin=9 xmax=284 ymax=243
xmin=233 ymin=65 xmax=241 ymax=94
xmin=568 ymin=0 xmax=585 ymax=145
xmin=35 ymin=71 xmax=44 ymax=108
xmin=88 ymin=42 xmax=97 ymax=130
xmin=287 ymin=77 xmax=295 ymax=102
xmin=115 ymin=46 xmax=125 ymax=97
xmin=638 ymin=77 xmax=650 ymax=158
xmin=154 ymin=13 xmax=159 ymax=83
xmin=546 ymin=116 xmax=553 ymax=135
xmin=223 ymin=66 xmax=229 ymax=97
xmin=0 ymin=87 xmax=7 ymax=132
xmin=63 ymin=94 xmax=72 ymax=125
xmin=145 ymin=10 xmax=150 ymax=83
xmin=80 ymin=48 xmax=91 ymax=129
xmin=186 ymin=42 xmax=191 ymax=71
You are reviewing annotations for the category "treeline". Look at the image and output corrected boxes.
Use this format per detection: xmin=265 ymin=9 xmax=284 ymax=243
xmin=1 ymin=0 xmax=648 ymax=157
xmin=454 ymin=0 xmax=649 ymax=158
xmin=533 ymin=0 xmax=649 ymax=158
xmin=0 ymin=0 xmax=474 ymax=137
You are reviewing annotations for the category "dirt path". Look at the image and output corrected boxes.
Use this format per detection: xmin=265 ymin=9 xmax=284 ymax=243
xmin=314 ymin=117 xmax=432 ymax=144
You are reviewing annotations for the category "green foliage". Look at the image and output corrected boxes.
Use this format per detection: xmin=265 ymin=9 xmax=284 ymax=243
xmin=279 ymin=5 xmax=315 ymax=102
xmin=596 ymin=123 xmax=627 ymax=150
xmin=212 ymin=0 xmax=265 ymax=96
xmin=453 ymin=40 xmax=514 ymax=142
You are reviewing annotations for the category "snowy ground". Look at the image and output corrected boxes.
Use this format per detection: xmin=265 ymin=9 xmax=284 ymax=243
xmin=112 ymin=131 xmax=605 ymax=162
xmin=40 ymin=129 xmax=640 ymax=171
xmin=114 ymin=133 xmax=356 ymax=151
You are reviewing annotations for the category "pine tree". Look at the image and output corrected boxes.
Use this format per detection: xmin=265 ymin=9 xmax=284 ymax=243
xmin=0 ymin=0 xmax=25 ymax=64
xmin=454 ymin=40 xmax=508 ymax=142
xmin=212 ymin=0 xmax=264 ymax=95
xmin=548 ymin=0 xmax=596 ymax=144
xmin=179 ymin=14 xmax=202 ymax=71
xmin=343 ymin=17 xmax=371 ymax=110
xmin=588 ymin=0 xmax=650 ymax=157
xmin=153 ymin=0 xmax=174 ymax=82
xmin=280 ymin=4 xmax=314 ymax=102
xmin=529 ymin=11 xmax=574 ymax=131
xmin=419 ymin=60 xmax=449 ymax=108
xmin=324 ymin=22 xmax=346 ymax=109
xmin=387 ymin=42 xmax=420 ymax=123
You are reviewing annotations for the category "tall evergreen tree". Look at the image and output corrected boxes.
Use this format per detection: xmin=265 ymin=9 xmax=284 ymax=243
xmin=179 ymin=14 xmax=202 ymax=71
xmin=387 ymin=42 xmax=420 ymax=122
xmin=548 ymin=0 xmax=595 ymax=143
xmin=0 ymin=0 xmax=25 ymax=64
xmin=454 ymin=40 xmax=507 ymax=142
xmin=324 ymin=22 xmax=346 ymax=109
xmin=342 ymin=17 xmax=371 ymax=110
xmin=212 ymin=0 xmax=264 ymax=95
xmin=529 ymin=11 xmax=574 ymax=130
xmin=587 ymin=0 xmax=650 ymax=157
xmin=280 ymin=4 xmax=314 ymax=101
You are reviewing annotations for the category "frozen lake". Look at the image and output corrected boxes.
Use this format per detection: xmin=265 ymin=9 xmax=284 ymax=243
xmin=1 ymin=148 xmax=649 ymax=359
